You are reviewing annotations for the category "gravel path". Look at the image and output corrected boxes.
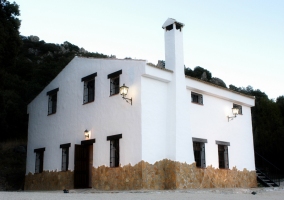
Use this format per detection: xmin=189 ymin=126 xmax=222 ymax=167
xmin=1 ymin=187 xmax=284 ymax=200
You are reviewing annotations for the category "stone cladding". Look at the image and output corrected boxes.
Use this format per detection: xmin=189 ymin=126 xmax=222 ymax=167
xmin=24 ymin=170 xmax=73 ymax=190
xmin=25 ymin=159 xmax=257 ymax=190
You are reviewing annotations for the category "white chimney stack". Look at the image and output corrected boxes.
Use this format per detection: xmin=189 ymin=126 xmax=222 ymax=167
xmin=162 ymin=18 xmax=184 ymax=75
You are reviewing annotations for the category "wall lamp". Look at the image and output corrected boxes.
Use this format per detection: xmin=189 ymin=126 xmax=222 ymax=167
xmin=84 ymin=129 xmax=90 ymax=139
xmin=119 ymin=84 xmax=132 ymax=105
xmin=227 ymin=108 xmax=239 ymax=122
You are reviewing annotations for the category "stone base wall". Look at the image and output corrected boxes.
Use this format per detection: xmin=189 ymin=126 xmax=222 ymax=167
xmin=92 ymin=159 xmax=257 ymax=190
xmin=24 ymin=171 xmax=74 ymax=190
xmin=25 ymin=159 xmax=257 ymax=190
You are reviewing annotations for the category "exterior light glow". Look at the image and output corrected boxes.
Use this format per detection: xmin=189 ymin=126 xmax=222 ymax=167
xmin=232 ymin=108 xmax=239 ymax=116
xmin=120 ymin=84 xmax=129 ymax=96
xmin=227 ymin=107 xmax=239 ymax=122
xmin=84 ymin=129 xmax=89 ymax=139
xmin=119 ymin=83 xmax=132 ymax=105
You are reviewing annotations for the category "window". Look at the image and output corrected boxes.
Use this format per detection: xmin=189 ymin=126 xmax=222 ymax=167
xmin=107 ymin=70 xmax=122 ymax=96
xmin=216 ymin=141 xmax=230 ymax=169
xmin=47 ymin=88 xmax=59 ymax=115
xmin=233 ymin=103 xmax=242 ymax=115
xmin=60 ymin=143 xmax=71 ymax=171
xmin=191 ymin=92 xmax=203 ymax=105
xmin=107 ymin=134 xmax=122 ymax=167
xmin=81 ymin=73 xmax=97 ymax=104
xmin=110 ymin=76 xmax=119 ymax=95
xmin=34 ymin=148 xmax=45 ymax=173
xmin=192 ymin=138 xmax=207 ymax=168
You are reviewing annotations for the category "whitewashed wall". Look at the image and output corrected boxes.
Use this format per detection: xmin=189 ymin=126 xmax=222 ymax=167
xmin=186 ymin=77 xmax=255 ymax=170
xmin=26 ymin=57 xmax=145 ymax=174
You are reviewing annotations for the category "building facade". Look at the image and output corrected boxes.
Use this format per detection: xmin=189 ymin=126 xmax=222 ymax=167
xmin=25 ymin=18 xmax=257 ymax=190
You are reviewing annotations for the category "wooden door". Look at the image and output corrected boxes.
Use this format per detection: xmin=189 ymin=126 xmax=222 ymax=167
xmin=74 ymin=144 xmax=89 ymax=188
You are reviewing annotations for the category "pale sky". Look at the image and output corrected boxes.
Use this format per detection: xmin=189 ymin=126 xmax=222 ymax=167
xmin=16 ymin=0 xmax=284 ymax=100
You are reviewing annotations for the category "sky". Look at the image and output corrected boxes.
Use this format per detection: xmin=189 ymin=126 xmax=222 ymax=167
xmin=15 ymin=0 xmax=284 ymax=100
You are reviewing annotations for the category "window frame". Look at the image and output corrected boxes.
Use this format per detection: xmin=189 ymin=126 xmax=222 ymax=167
xmin=192 ymin=138 xmax=207 ymax=168
xmin=191 ymin=92 xmax=203 ymax=105
xmin=216 ymin=141 xmax=230 ymax=169
xmin=81 ymin=72 xmax=97 ymax=104
xmin=107 ymin=134 xmax=122 ymax=168
xmin=60 ymin=143 xmax=71 ymax=172
xmin=107 ymin=70 xmax=122 ymax=96
xmin=47 ymin=88 xmax=59 ymax=115
xmin=34 ymin=148 xmax=45 ymax=173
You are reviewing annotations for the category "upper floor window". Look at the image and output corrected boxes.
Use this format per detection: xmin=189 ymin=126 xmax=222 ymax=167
xmin=107 ymin=134 xmax=122 ymax=167
xmin=216 ymin=141 xmax=230 ymax=169
xmin=60 ymin=143 xmax=71 ymax=171
xmin=191 ymin=92 xmax=203 ymax=105
xmin=47 ymin=88 xmax=59 ymax=115
xmin=233 ymin=103 xmax=242 ymax=115
xmin=107 ymin=70 xmax=122 ymax=96
xmin=192 ymin=137 xmax=207 ymax=168
xmin=81 ymin=72 xmax=97 ymax=104
xmin=34 ymin=148 xmax=45 ymax=173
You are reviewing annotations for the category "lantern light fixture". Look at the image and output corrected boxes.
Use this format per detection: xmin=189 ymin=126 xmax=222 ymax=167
xmin=227 ymin=107 xmax=239 ymax=122
xmin=119 ymin=83 xmax=132 ymax=105
xmin=84 ymin=129 xmax=90 ymax=139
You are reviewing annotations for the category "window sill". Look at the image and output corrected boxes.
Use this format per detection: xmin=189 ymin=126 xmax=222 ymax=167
xmin=191 ymin=102 xmax=203 ymax=106
xmin=83 ymin=100 xmax=94 ymax=105
xmin=109 ymin=93 xmax=119 ymax=97
xmin=47 ymin=112 xmax=56 ymax=116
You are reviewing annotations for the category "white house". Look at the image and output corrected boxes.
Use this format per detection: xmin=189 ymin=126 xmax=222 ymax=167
xmin=25 ymin=18 xmax=257 ymax=190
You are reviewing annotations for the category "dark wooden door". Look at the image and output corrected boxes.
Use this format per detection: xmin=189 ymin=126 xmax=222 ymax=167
xmin=74 ymin=144 xmax=89 ymax=188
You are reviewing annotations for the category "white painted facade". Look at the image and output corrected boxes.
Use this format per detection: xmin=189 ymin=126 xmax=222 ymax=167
xmin=26 ymin=18 xmax=255 ymax=176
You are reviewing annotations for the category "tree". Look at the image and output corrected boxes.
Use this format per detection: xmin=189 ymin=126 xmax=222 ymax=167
xmin=184 ymin=66 xmax=212 ymax=80
xmin=0 ymin=0 xmax=23 ymax=141
xmin=0 ymin=0 xmax=21 ymax=70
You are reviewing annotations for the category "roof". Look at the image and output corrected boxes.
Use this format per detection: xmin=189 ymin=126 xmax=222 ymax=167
xmin=185 ymin=75 xmax=255 ymax=99
xmin=146 ymin=63 xmax=173 ymax=73
xmin=162 ymin=18 xmax=184 ymax=29
xmin=75 ymin=56 xmax=146 ymax=62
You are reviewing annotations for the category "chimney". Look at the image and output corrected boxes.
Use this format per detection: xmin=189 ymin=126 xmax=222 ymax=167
xmin=162 ymin=18 xmax=184 ymax=74
xmin=162 ymin=18 xmax=194 ymax=163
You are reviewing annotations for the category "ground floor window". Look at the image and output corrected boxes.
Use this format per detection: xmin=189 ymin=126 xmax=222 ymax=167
xmin=192 ymin=137 xmax=207 ymax=168
xmin=218 ymin=145 xmax=229 ymax=169
xmin=193 ymin=142 xmax=206 ymax=168
xmin=110 ymin=140 xmax=119 ymax=167
xmin=60 ymin=143 xmax=71 ymax=171
xmin=34 ymin=148 xmax=45 ymax=173
xmin=107 ymin=134 xmax=122 ymax=168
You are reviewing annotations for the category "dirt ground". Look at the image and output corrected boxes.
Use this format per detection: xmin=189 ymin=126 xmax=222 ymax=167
xmin=1 ymin=187 xmax=284 ymax=200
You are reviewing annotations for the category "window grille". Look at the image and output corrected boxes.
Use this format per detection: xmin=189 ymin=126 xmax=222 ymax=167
xmin=47 ymin=88 xmax=59 ymax=115
xmin=110 ymin=139 xmax=119 ymax=167
xmin=48 ymin=94 xmax=57 ymax=114
xmin=61 ymin=147 xmax=69 ymax=171
xmin=193 ymin=142 xmax=206 ymax=168
xmin=233 ymin=103 xmax=242 ymax=115
xmin=110 ymin=76 xmax=119 ymax=96
xmin=218 ymin=145 xmax=229 ymax=169
xmin=83 ymin=79 xmax=95 ymax=103
xmin=34 ymin=148 xmax=45 ymax=173
xmin=191 ymin=92 xmax=203 ymax=105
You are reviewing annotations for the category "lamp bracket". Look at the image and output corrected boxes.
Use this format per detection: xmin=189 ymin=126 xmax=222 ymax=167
xmin=227 ymin=115 xmax=237 ymax=122
xmin=122 ymin=95 xmax=132 ymax=105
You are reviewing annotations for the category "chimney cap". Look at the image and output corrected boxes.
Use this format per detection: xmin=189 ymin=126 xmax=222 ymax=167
xmin=162 ymin=18 xmax=184 ymax=29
